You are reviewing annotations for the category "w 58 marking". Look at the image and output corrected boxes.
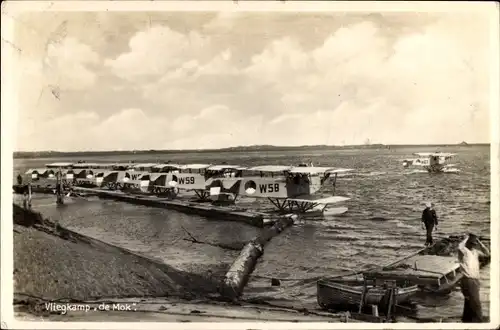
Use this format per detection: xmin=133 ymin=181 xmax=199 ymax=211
xmin=259 ymin=183 xmax=280 ymax=193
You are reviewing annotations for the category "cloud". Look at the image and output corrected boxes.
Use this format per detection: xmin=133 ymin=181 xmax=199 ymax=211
xmin=43 ymin=37 xmax=101 ymax=90
xmin=19 ymin=105 xmax=265 ymax=151
xmin=165 ymin=107 xmax=265 ymax=150
xmin=15 ymin=36 xmax=102 ymax=149
xmin=104 ymin=25 xmax=212 ymax=81
xmin=13 ymin=12 xmax=492 ymax=151
xmin=20 ymin=108 xmax=172 ymax=151
xmin=241 ymin=15 xmax=490 ymax=144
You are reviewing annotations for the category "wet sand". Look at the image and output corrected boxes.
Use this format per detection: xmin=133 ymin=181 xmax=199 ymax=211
xmin=14 ymin=297 xmax=355 ymax=322
xmin=12 ymin=204 xmax=353 ymax=322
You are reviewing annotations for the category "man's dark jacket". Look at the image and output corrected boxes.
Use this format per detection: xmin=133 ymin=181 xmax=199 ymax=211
xmin=422 ymin=207 xmax=438 ymax=227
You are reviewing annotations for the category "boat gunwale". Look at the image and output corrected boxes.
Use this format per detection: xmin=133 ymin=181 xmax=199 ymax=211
xmin=317 ymin=280 xmax=420 ymax=296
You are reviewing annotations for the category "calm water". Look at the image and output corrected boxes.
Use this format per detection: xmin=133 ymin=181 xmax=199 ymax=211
xmin=13 ymin=146 xmax=491 ymax=321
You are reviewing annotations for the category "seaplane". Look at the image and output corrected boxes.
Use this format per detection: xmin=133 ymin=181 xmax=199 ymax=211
xmin=70 ymin=163 xmax=117 ymax=186
xmin=148 ymin=163 xmax=182 ymax=196
xmin=148 ymin=163 xmax=246 ymax=201
xmin=23 ymin=162 xmax=73 ymax=185
xmin=205 ymin=164 xmax=354 ymax=215
xmin=24 ymin=167 xmax=55 ymax=181
xmin=23 ymin=161 xmax=353 ymax=215
xmin=402 ymin=152 xmax=459 ymax=173
xmin=96 ymin=163 xmax=157 ymax=191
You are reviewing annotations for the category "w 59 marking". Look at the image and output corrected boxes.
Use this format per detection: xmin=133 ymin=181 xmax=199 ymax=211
xmin=259 ymin=183 xmax=280 ymax=193
xmin=130 ymin=174 xmax=141 ymax=180
xmin=179 ymin=177 xmax=195 ymax=184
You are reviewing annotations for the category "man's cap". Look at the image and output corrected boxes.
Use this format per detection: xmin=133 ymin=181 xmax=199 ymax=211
xmin=466 ymin=234 xmax=480 ymax=247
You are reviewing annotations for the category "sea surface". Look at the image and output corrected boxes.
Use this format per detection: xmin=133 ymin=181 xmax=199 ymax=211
xmin=13 ymin=146 xmax=491 ymax=321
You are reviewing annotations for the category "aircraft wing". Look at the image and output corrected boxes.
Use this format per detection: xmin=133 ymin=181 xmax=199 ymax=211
xmin=288 ymin=166 xmax=335 ymax=174
xmin=288 ymin=195 xmax=350 ymax=204
xmin=181 ymin=164 xmax=212 ymax=170
xmin=72 ymin=163 xmax=95 ymax=169
xmin=153 ymin=163 xmax=182 ymax=169
xmin=133 ymin=163 xmax=157 ymax=169
xmin=114 ymin=163 xmax=134 ymax=168
xmin=208 ymin=164 xmax=246 ymax=171
xmin=247 ymin=165 xmax=292 ymax=172
xmin=326 ymin=168 xmax=354 ymax=174
xmin=25 ymin=168 xmax=48 ymax=175
xmin=413 ymin=152 xmax=456 ymax=157
xmin=45 ymin=162 xmax=74 ymax=167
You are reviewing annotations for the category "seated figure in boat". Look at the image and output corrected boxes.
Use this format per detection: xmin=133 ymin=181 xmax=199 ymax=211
xmin=458 ymin=234 xmax=490 ymax=323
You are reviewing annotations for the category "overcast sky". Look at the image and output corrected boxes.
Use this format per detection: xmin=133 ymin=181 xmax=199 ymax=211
xmin=11 ymin=9 xmax=493 ymax=151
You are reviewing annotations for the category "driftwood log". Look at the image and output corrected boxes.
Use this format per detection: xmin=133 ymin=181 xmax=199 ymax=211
xmin=219 ymin=214 xmax=297 ymax=300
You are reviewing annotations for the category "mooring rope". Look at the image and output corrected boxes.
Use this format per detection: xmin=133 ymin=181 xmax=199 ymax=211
xmin=250 ymin=274 xmax=323 ymax=282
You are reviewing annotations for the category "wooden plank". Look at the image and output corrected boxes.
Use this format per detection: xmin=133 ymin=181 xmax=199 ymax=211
xmin=362 ymin=272 xmax=441 ymax=286
xmin=396 ymin=255 xmax=460 ymax=276
xmin=364 ymin=255 xmax=461 ymax=288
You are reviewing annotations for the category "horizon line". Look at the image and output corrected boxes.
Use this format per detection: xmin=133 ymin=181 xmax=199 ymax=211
xmin=13 ymin=142 xmax=489 ymax=155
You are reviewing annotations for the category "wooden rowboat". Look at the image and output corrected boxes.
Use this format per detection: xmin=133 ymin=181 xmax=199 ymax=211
xmin=363 ymin=235 xmax=491 ymax=295
xmin=317 ymin=279 xmax=419 ymax=309
xmin=316 ymin=235 xmax=491 ymax=314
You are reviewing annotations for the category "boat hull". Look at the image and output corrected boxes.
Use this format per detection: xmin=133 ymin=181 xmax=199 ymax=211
xmin=316 ymin=279 xmax=418 ymax=309
xmin=363 ymin=236 xmax=490 ymax=296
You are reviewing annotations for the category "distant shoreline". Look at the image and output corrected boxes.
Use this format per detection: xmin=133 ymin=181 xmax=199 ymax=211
xmin=13 ymin=143 xmax=489 ymax=159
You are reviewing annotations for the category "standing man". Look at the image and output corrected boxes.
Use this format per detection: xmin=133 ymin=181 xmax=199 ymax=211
xmin=458 ymin=234 xmax=490 ymax=323
xmin=421 ymin=202 xmax=438 ymax=246
xmin=17 ymin=173 xmax=23 ymax=185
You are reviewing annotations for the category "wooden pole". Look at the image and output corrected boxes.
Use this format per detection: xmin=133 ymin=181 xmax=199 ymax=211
xmin=358 ymin=278 xmax=367 ymax=313
xmin=22 ymin=191 xmax=28 ymax=209
xmin=56 ymin=169 xmax=64 ymax=205
xmin=220 ymin=215 xmax=296 ymax=300
xmin=371 ymin=305 xmax=379 ymax=317
xmin=27 ymin=183 xmax=32 ymax=209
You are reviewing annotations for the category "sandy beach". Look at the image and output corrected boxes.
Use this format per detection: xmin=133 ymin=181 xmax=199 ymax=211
xmin=12 ymin=204 xmax=354 ymax=323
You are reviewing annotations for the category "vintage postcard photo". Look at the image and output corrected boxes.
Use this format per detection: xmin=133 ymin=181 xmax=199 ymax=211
xmin=1 ymin=1 xmax=499 ymax=329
